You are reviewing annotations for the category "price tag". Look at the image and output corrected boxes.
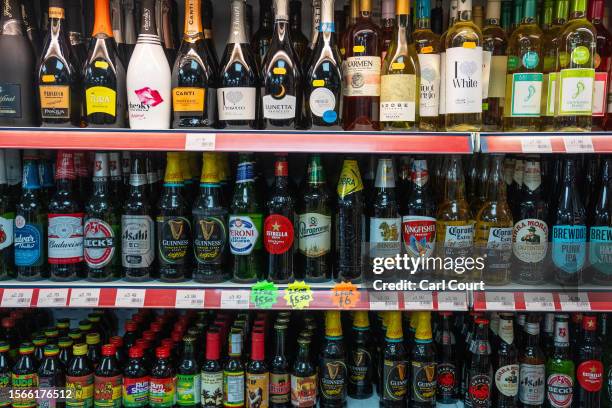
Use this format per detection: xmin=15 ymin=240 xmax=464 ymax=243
xmin=220 ymin=290 xmax=250 ymax=309
xmin=250 ymin=281 xmax=279 ymax=309
xmin=563 ymin=136 xmax=594 ymax=153
xmin=37 ymin=288 xmax=69 ymax=307
xmin=485 ymin=292 xmax=516 ymax=311
xmin=185 ymin=133 xmax=216 ymax=151
xmin=69 ymin=288 xmax=101 ymax=307
xmin=559 ymin=292 xmax=591 ymax=311
xmin=524 ymin=292 xmax=556 ymax=311
xmin=437 ymin=292 xmax=468 ymax=310
xmin=403 ymin=291 xmax=434 ymax=310
xmin=369 ymin=292 xmax=399 ymax=310
xmin=284 ymin=281 xmax=314 ymax=310
xmin=332 ymin=281 xmax=360 ymax=309
xmin=1 ymin=289 xmax=33 ymax=307
xmin=521 ymin=137 xmax=553 ymax=153
xmin=175 ymin=290 xmax=205 ymax=309
xmin=115 ymin=289 xmax=146 ymax=308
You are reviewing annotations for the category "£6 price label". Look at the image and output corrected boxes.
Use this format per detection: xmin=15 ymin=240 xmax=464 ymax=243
xmin=369 ymin=292 xmax=399 ymax=310
xmin=221 ymin=290 xmax=250 ymax=309
xmin=524 ymin=292 xmax=555 ymax=311
xmin=69 ymin=288 xmax=101 ymax=307
xmin=1 ymin=289 xmax=33 ymax=307
xmin=115 ymin=289 xmax=146 ymax=308
xmin=559 ymin=292 xmax=591 ymax=311
xmin=403 ymin=291 xmax=433 ymax=310
xmin=37 ymin=288 xmax=69 ymax=307
xmin=332 ymin=281 xmax=360 ymax=309
xmin=284 ymin=281 xmax=314 ymax=309
xmin=485 ymin=292 xmax=516 ymax=311
xmin=175 ymin=290 xmax=205 ymax=308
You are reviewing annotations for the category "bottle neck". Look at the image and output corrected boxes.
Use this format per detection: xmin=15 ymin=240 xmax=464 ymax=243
xmin=260 ymin=0 xmax=273 ymax=29
xmin=22 ymin=160 xmax=41 ymax=191
xmin=229 ymin=0 xmax=248 ymax=44
xmin=553 ymin=0 xmax=570 ymax=25
xmin=274 ymin=329 xmax=286 ymax=357
xmin=309 ymin=0 xmax=321 ymax=46
xmin=290 ymin=1 xmax=302 ymax=32
xmin=139 ymin=0 xmax=158 ymax=36
xmin=183 ymin=0 xmax=203 ymax=41
xmin=48 ymin=2 xmax=67 ymax=33
xmin=485 ymin=1 xmax=501 ymax=25
xmin=457 ymin=0 xmax=473 ymax=22
xmin=416 ymin=0 xmax=432 ymax=29
xmin=588 ymin=0 xmax=604 ymax=21
xmin=320 ymin=0 xmax=334 ymax=33
xmin=570 ymin=0 xmax=587 ymax=19
xmin=396 ymin=0 xmax=410 ymax=28
xmin=359 ymin=0 xmax=372 ymax=19
xmin=92 ymin=0 xmax=112 ymax=39
xmin=448 ymin=1 xmax=458 ymax=26
xmin=297 ymin=343 xmax=310 ymax=360
xmin=444 ymin=159 xmax=466 ymax=201
xmin=541 ymin=2 xmax=554 ymax=27
xmin=522 ymin=0 xmax=537 ymax=23
xmin=486 ymin=156 xmax=507 ymax=203
xmin=525 ymin=323 xmax=540 ymax=347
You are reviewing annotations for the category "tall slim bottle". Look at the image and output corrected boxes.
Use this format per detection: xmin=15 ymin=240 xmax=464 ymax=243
xmin=411 ymin=312 xmax=438 ymax=407
xmin=121 ymin=0 xmax=137 ymax=65
xmin=493 ymin=313 xmax=519 ymax=407
xmin=482 ymin=0 xmax=508 ymax=130
xmin=303 ymin=0 xmax=321 ymax=70
xmin=251 ymin=0 xmax=273 ymax=64
xmin=66 ymin=0 xmax=87 ymax=69
xmin=21 ymin=0 xmax=42 ymax=60
xmin=545 ymin=314 xmax=575 ymax=408
xmin=590 ymin=0 xmax=612 ymax=129
xmin=269 ymin=323 xmax=290 ymax=407
xmin=0 ymin=151 xmax=14 ymax=280
xmin=438 ymin=0 xmax=458 ymax=129
xmin=437 ymin=312 xmax=459 ymax=404
xmin=289 ymin=0 xmax=308 ymax=60
xmin=381 ymin=311 xmax=409 ymax=407
xmin=519 ymin=317 xmax=546 ymax=407
xmin=575 ymin=315 xmax=604 ymax=407
xmin=589 ymin=157 xmax=612 ymax=284
xmin=347 ymin=311 xmax=373 ymax=399
xmin=466 ymin=318 xmax=493 ymax=408
xmin=380 ymin=0 xmax=394 ymax=59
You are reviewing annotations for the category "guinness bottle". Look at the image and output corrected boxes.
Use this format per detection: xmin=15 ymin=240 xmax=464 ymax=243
xmin=381 ymin=311 xmax=409 ymax=407
xmin=545 ymin=314 xmax=575 ymax=408
xmin=493 ymin=313 xmax=519 ymax=407
xmin=319 ymin=311 xmax=347 ymax=408
xmin=466 ymin=318 xmax=493 ymax=408
xmin=410 ymin=312 xmax=437 ymax=406
xmin=348 ymin=311 xmax=373 ymax=399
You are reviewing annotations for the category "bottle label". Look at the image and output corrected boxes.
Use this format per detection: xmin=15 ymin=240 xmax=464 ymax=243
xmin=201 ymin=370 xmax=223 ymax=407
xmin=519 ymin=363 xmax=545 ymax=405
xmin=589 ymin=226 xmax=612 ymax=275
xmin=0 ymin=213 xmax=14 ymax=250
xmin=489 ymin=55 xmax=508 ymax=98
xmin=39 ymin=85 xmax=70 ymax=119
xmin=380 ymin=74 xmax=417 ymax=122
xmin=48 ymin=213 xmax=84 ymax=264
xmin=369 ymin=217 xmax=401 ymax=258
xmin=402 ymin=216 xmax=436 ymax=258
xmin=382 ymin=360 xmax=408 ymax=401
xmin=343 ymin=56 xmax=382 ymax=97
xmin=298 ymin=213 xmax=331 ymax=257
xmin=512 ymin=219 xmax=548 ymax=263
xmin=229 ymin=215 xmax=262 ymax=255
xmin=12 ymin=372 xmax=38 ymax=406
xmin=411 ymin=361 xmax=436 ymax=403
xmin=495 ymin=364 xmax=519 ymax=397
xmin=193 ymin=215 xmax=227 ymax=264
xmin=263 ymin=213 xmax=294 ymax=254
xmin=263 ymin=94 xmax=297 ymax=120
xmin=592 ymin=71 xmax=608 ymax=116
xmin=177 ymin=373 xmax=201 ymax=405
xmin=552 ymin=225 xmax=587 ymax=273
xmin=66 ymin=374 xmax=94 ymax=407
xmin=14 ymin=217 xmax=44 ymax=266
xmin=121 ymin=215 xmax=154 ymax=268
xmin=418 ymin=53 xmax=441 ymax=117
xmin=94 ymin=374 xmax=122 ymax=407
xmin=546 ymin=373 xmax=573 ymax=408
xmin=0 ymin=82 xmax=21 ymax=117
xmin=217 ymin=87 xmax=256 ymax=121
xmin=290 ymin=374 xmax=317 ymax=407
xmin=577 ymin=360 xmax=603 ymax=392
xmin=128 ymin=86 xmax=167 ymax=124
xmin=544 ymin=73 xmax=557 ymax=116
xmin=319 ymin=357 xmax=347 ymax=401
xmin=443 ymin=224 xmax=474 ymax=246
xmin=482 ymin=50 xmax=492 ymax=99
xmin=557 ymin=68 xmax=595 ymax=115
xmin=436 ymin=362 xmax=457 ymax=398
xmin=246 ymin=372 xmax=269 ymax=408
xmin=439 ymin=52 xmax=446 ymax=114
xmin=84 ymin=218 xmax=117 ymax=268
xmin=0 ymin=372 xmax=9 ymax=407
xmin=223 ymin=371 xmax=245 ymax=406
xmin=172 ymin=87 xmax=205 ymax=112
xmin=156 ymin=215 xmax=191 ymax=265
xmin=150 ymin=377 xmax=176 ymax=407
xmin=486 ymin=227 xmax=512 ymax=250
xmin=509 ymin=73 xmax=543 ymax=116
xmin=468 ymin=373 xmax=492 ymax=407
xmin=348 ymin=346 xmax=371 ymax=387
xmin=270 ymin=372 xmax=290 ymax=403
xmin=445 ymin=47 xmax=483 ymax=114
xmin=122 ymin=377 xmax=149 ymax=408
xmin=86 ymin=86 xmax=117 ymax=117
xmin=309 ymin=87 xmax=337 ymax=122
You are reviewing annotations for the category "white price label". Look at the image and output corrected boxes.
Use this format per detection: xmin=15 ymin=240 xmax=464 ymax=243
xmin=403 ymin=291 xmax=434 ymax=310
xmin=559 ymin=292 xmax=591 ymax=311
xmin=524 ymin=292 xmax=556 ymax=311
xmin=185 ymin=133 xmax=216 ymax=151
xmin=175 ymin=290 xmax=205 ymax=309
xmin=1 ymin=289 xmax=33 ymax=307
xmin=485 ymin=292 xmax=516 ymax=311
xmin=438 ymin=291 xmax=468 ymax=310
xmin=37 ymin=288 xmax=69 ymax=307
xmin=521 ymin=137 xmax=553 ymax=153
xmin=69 ymin=288 xmax=101 ymax=307
xmin=563 ymin=136 xmax=594 ymax=153
xmin=115 ymin=289 xmax=146 ymax=308
xmin=221 ymin=290 xmax=250 ymax=309
xmin=369 ymin=292 xmax=399 ymax=310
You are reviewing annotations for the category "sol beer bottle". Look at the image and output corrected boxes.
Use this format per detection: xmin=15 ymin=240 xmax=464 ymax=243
xmin=518 ymin=316 xmax=546 ymax=407
xmin=545 ymin=314 xmax=575 ymax=408
xmin=319 ymin=311 xmax=347 ymax=408
xmin=493 ymin=313 xmax=519 ymax=407
xmin=575 ymin=315 xmax=604 ymax=407
xmin=348 ymin=311 xmax=373 ymax=399
xmin=411 ymin=311 xmax=437 ymax=407
xmin=466 ymin=318 xmax=493 ymax=408
xmin=381 ymin=311 xmax=409 ymax=407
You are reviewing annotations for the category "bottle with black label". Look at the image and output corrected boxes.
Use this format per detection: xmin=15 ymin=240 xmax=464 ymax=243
xmin=519 ymin=316 xmax=546 ymax=407
xmin=347 ymin=311 xmax=373 ymax=399
xmin=37 ymin=344 xmax=65 ymax=408
xmin=466 ymin=318 xmax=493 ymax=408
xmin=411 ymin=311 xmax=437 ymax=407
xmin=436 ymin=312 xmax=459 ymax=404
xmin=319 ymin=311 xmax=347 ymax=408
xmin=381 ymin=311 xmax=408 ymax=407
xmin=493 ymin=313 xmax=519 ymax=407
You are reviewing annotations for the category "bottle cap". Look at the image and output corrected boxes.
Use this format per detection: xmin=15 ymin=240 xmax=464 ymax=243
xmin=58 ymin=337 xmax=73 ymax=348
xmin=1 ymin=318 xmax=14 ymax=328
xmin=124 ymin=320 xmax=138 ymax=332
xmin=102 ymin=344 xmax=116 ymax=356
xmin=129 ymin=346 xmax=144 ymax=358
xmin=251 ymin=331 xmax=265 ymax=361
xmin=161 ymin=338 xmax=174 ymax=350
xmin=582 ymin=315 xmax=597 ymax=331
xmin=110 ymin=336 xmax=123 ymax=347
xmin=55 ymin=151 xmax=76 ymax=180
xmin=475 ymin=318 xmax=490 ymax=325
xmin=324 ymin=311 xmax=342 ymax=338
xmin=164 ymin=152 xmax=183 ymax=184
xmin=0 ymin=342 xmax=9 ymax=353
xmin=73 ymin=343 xmax=88 ymax=356
xmin=56 ymin=319 xmax=70 ymax=330
xmin=135 ymin=339 xmax=149 ymax=349
xmin=87 ymin=313 xmax=101 ymax=322
xmin=143 ymin=330 xmax=156 ymax=342
xmin=33 ymin=336 xmax=47 ymax=347
xmin=44 ymin=328 xmax=59 ymax=338
xmin=43 ymin=344 xmax=60 ymax=357
xmin=78 ymin=321 xmax=92 ymax=331
xmin=352 ymin=311 xmax=370 ymax=328
xmin=156 ymin=346 xmax=170 ymax=358
xmin=150 ymin=322 xmax=162 ymax=333
xmin=274 ymin=156 xmax=289 ymax=177
xmin=171 ymin=331 xmax=182 ymax=343
xmin=86 ymin=333 xmax=101 ymax=345
xmin=19 ymin=343 xmax=35 ymax=355
xmin=68 ymin=329 xmax=82 ymax=341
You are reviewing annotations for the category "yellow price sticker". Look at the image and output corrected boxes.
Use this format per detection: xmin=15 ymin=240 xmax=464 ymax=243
xmin=95 ymin=60 xmax=109 ymax=69
xmin=42 ymin=75 xmax=55 ymax=83
xmin=463 ymin=42 xmax=476 ymax=48
xmin=273 ymin=67 xmax=287 ymax=75
xmin=312 ymin=79 xmax=325 ymax=87
xmin=391 ymin=62 xmax=405 ymax=70
xmin=284 ymin=281 xmax=314 ymax=310
xmin=332 ymin=281 xmax=360 ymax=309
xmin=421 ymin=46 xmax=434 ymax=54
xmin=353 ymin=45 xmax=366 ymax=53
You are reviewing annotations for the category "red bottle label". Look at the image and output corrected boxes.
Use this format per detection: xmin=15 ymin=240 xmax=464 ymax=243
xmin=468 ymin=374 xmax=491 ymax=407
xmin=263 ymin=214 xmax=294 ymax=254
xmin=577 ymin=360 xmax=603 ymax=392
xmin=401 ymin=216 xmax=436 ymax=258
xmin=546 ymin=373 xmax=573 ymax=408
xmin=94 ymin=374 xmax=122 ymax=407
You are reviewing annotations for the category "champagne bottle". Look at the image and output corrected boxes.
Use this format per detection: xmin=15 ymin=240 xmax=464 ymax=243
xmin=121 ymin=0 xmax=137 ymax=65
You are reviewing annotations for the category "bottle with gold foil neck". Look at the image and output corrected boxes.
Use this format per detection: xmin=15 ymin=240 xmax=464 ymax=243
xmin=157 ymin=152 xmax=192 ymax=282
xmin=348 ymin=311 xmax=373 ymax=399
xmin=381 ymin=311 xmax=409 ymax=407
xmin=193 ymin=152 xmax=228 ymax=283
xmin=319 ymin=310 xmax=347 ymax=408
xmin=180 ymin=152 xmax=196 ymax=203
xmin=411 ymin=311 xmax=437 ymax=406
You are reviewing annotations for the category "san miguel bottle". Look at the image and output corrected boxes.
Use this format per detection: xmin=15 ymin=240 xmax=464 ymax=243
xmin=466 ymin=318 xmax=493 ymax=408
xmin=122 ymin=345 xmax=150 ymax=408
xmin=0 ymin=0 xmax=37 ymax=126
xmin=545 ymin=314 xmax=575 ymax=408
xmin=37 ymin=344 xmax=65 ymax=408
xmin=347 ymin=311 xmax=373 ymax=399
xmin=246 ymin=331 xmax=269 ymax=408
xmin=171 ymin=0 xmax=217 ymax=129
xmin=66 ymin=343 xmax=95 ymax=408
xmin=518 ymin=316 xmax=546 ymax=407
xmin=12 ymin=343 xmax=39 ymax=408
xmin=223 ymin=330 xmax=245 ymax=408
xmin=437 ymin=312 xmax=459 ymax=404
xmin=201 ymin=330 xmax=223 ymax=408
xmin=493 ymin=313 xmax=519 ymax=407
xmin=381 ymin=311 xmax=409 ymax=407
xmin=48 ymin=151 xmax=84 ymax=281
xmin=127 ymin=0 xmax=172 ymax=129
xmin=575 ymin=315 xmax=604 ymax=406
xmin=589 ymin=157 xmax=612 ymax=284
xmin=319 ymin=311 xmax=347 ymax=408
xmin=411 ymin=312 xmax=438 ymax=407
xmin=150 ymin=346 xmax=177 ymax=408
xmin=94 ymin=344 xmax=122 ymax=408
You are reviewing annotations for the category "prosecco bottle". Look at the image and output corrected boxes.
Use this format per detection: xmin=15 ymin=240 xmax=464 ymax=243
xmin=251 ymin=0 xmax=273 ymax=64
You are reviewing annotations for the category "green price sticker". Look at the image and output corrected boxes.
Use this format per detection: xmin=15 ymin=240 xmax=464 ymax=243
xmin=571 ymin=46 xmax=590 ymax=65
xmin=284 ymin=281 xmax=314 ymax=309
xmin=507 ymin=55 xmax=520 ymax=70
xmin=250 ymin=280 xmax=279 ymax=309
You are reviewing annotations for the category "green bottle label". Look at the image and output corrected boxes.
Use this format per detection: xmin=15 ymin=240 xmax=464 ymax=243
xmin=510 ymin=73 xmax=543 ymax=117
xmin=176 ymin=374 xmax=201 ymax=405
xmin=557 ymin=68 xmax=595 ymax=115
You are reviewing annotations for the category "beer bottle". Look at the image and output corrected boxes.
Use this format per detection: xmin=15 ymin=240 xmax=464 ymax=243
xmin=230 ymin=154 xmax=264 ymax=283
xmin=465 ymin=318 xmax=493 ymax=408
xmin=380 ymin=311 xmax=409 ymax=407
xmin=470 ymin=154 xmax=490 ymax=216
xmin=223 ymin=329 xmax=245 ymax=408
xmin=265 ymin=154 xmax=295 ymax=283
xmin=511 ymin=155 xmax=549 ymax=285
xmin=181 ymin=153 xmax=196 ymax=204
xmin=519 ymin=316 xmax=546 ymax=407
xmin=74 ymin=152 xmax=91 ymax=202
xmin=493 ymin=313 xmax=519 ymax=407
xmin=0 ymin=150 xmax=14 ymax=280
xmin=435 ymin=155 xmax=473 ymax=279
xmin=369 ymin=157 xmax=401 ymax=280
xmin=475 ymin=154 xmax=513 ymax=285
xmin=589 ymin=156 xmax=612 ymax=284
xmin=58 ymin=337 xmax=73 ymax=368
xmin=291 ymin=336 xmax=317 ymax=408
xmin=176 ymin=335 xmax=201 ymax=407
xmin=86 ymin=332 xmax=102 ymax=369
xmin=66 ymin=343 xmax=94 ymax=408
xmin=319 ymin=311 xmax=347 ymax=408
xmin=509 ymin=158 xmax=524 ymax=218
xmin=541 ymin=313 xmax=555 ymax=360
xmin=14 ymin=151 xmax=46 ymax=280
xmin=348 ymin=311 xmax=373 ymax=399
xmin=411 ymin=311 xmax=437 ymax=407
xmin=40 ymin=151 xmax=56 ymax=202
xmin=269 ymin=323 xmax=290 ymax=408
xmin=48 ymin=151 xmax=84 ymax=281
xmin=193 ymin=152 xmax=228 ymax=283
xmin=335 ymin=157 xmax=365 ymax=283
xmin=202 ymin=329 xmax=223 ymax=408
xmin=552 ymin=157 xmax=587 ymax=285
xmin=436 ymin=312 xmax=459 ymax=404
xmin=122 ymin=345 xmax=150 ymax=407
xmin=12 ymin=343 xmax=38 ymax=408
xmin=37 ymin=344 xmax=65 ymax=408
xmin=5 ymin=149 xmax=22 ymax=199
xmin=297 ymin=154 xmax=332 ymax=282
xmin=122 ymin=152 xmax=155 ymax=281
xmin=94 ymin=344 xmax=122 ymax=408
xmin=108 ymin=152 xmax=123 ymax=197
xmin=400 ymin=157 xmax=436 ymax=276
xmin=246 ymin=330 xmax=269 ymax=408
xmin=32 ymin=335 xmax=47 ymax=365
xmin=84 ymin=152 xmax=121 ymax=281
xmin=121 ymin=151 xmax=131 ymax=187
xmin=545 ymin=314 xmax=575 ymax=408
xmin=575 ymin=315 xmax=604 ymax=407
xmin=0 ymin=342 xmax=9 ymax=408
xmin=150 ymin=346 xmax=176 ymax=407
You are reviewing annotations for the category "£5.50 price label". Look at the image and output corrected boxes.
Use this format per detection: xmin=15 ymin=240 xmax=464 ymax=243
xmin=220 ymin=290 xmax=250 ymax=309
xmin=284 ymin=281 xmax=314 ymax=309
xmin=175 ymin=290 xmax=205 ymax=308
xmin=69 ymin=288 xmax=101 ymax=307
xmin=332 ymin=281 xmax=360 ymax=309
xmin=1 ymin=289 xmax=33 ymax=307
xmin=250 ymin=281 xmax=279 ymax=309
xmin=115 ymin=289 xmax=146 ymax=308
xmin=403 ymin=291 xmax=433 ymax=310
xmin=524 ymin=292 xmax=555 ymax=311
xmin=559 ymin=292 xmax=591 ymax=311
xmin=37 ymin=288 xmax=69 ymax=307
xmin=485 ymin=292 xmax=516 ymax=311
xmin=369 ymin=291 xmax=399 ymax=310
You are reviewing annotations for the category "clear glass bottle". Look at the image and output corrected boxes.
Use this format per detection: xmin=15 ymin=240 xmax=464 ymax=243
xmin=482 ymin=0 xmax=508 ymax=131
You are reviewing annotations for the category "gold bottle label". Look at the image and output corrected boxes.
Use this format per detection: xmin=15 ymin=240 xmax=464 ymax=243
xmin=39 ymin=85 xmax=70 ymax=119
xmin=173 ymin=87 xmax=205 ymax=112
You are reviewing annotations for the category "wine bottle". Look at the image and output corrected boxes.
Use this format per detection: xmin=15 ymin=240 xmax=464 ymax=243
xmin=110 ymin=0 xmax=123 ymax=45
xmin=251 ymin=0 xmax=274 ymax=64
xmin=438 ymin=0 xmax=458 ymax=129
xmin=171 ymin=0 xmax=217 ymax=129
xmin=482 ymin=0 xmax=508 ymax=131
xmin=66 ymin=0 xmax=87 ymax=69
xmin=217 ymin=0 xmax=261 ymax=129
xmin=121 ymin=0 xmax=137 ymax=65
xmin=289 ymin=0 xmax=308 ymax=61
xmin=83 ymin=0 xmax=127 ymax=128
xmin=126 ymin=0 xmax=172 ymax=129
xmin=304 ymin=0 xmax=342 ymax=129
xmin=0 ymin=0 xmax=37 ymax=126
xmin=36 ymin=0 xmax=82 ymax=127
xmin=20 ymin=0 xmax=42 ymax=59
xmin=303 ymin=0 xmax=321 ymax=71
xmin=157 ymin=0 xmax=176 ymax=63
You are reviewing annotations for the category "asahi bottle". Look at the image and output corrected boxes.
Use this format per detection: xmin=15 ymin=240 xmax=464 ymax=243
xmin=494 ymin=313 xmax=519 ymax=407
xmin=518 ymin=316 xmax=546 ymax=407
xmin=319 ymin=311 xmax=347 ymax=408
xmin=545 ymin=314 xmax=575 ymax=408
xmin=381 ymin=311 xmax=409 ymax=407
xmin=589 ymin=157 xmax=612 ymax=285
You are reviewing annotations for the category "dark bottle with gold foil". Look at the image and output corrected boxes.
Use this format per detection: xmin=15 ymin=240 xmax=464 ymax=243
xmin=348 ymin=311 xmax=373 ymax=399
xmin=411 ymin=312 xmax=437 ymax=407
xmin=319 ymin=311 xmax=347 ymax=408
xmin=381 ymin=311 xmax=409 ymax=407
xmin=157 ymin=152 xmax=192 ymax=282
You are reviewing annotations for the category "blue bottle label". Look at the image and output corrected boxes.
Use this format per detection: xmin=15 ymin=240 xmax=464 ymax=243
xmin=552 ymin=225 xmax=586 ymax=273
xmin=589 ymin=226 xmax=612 ymax=276
xmin=14 ymin=215 xmax=43 ymax=266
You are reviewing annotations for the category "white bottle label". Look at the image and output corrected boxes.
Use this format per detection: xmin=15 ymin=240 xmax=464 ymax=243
xmin=519 ymin=363 xmax=546 ymax=405
xmin=229 ymin=215 xmax=260 ymax=255
xmin=510 ymin=73 xmax=543 ymax=116
xmin=121 ymin=215 xmax=154 ymax=268
xmin=482 ymin=50 xmax=492 ymax=98
xmin=558 ymin=68 xmax=595 ymax=115
xmin=495 ymin=364 xmax=520 ymax=397
xmin=298 ymin=213 xmax=331 ymax=257
xmin=545 ymin=73 xmax=557 ymax=116
xmin=0 ymin=216 xmax=14 ymax=250
xmin=369 ymin=217 xmax=401 ymax=258
xmin=402 ymin=216 xmax=436 ymax=258
xmin=487 ymin=228 xmax=512 ymax=250
xmin=48 ymin=214 xmax=84 ymax=264
xmin=343 ymin=56 xmax=382 ymax=97
xmin=309 ymin=87 xmax=337 ymax=119
xmin=592 ymin=71 xmax=608 ymax=116
xmin=263 ymin=94 xmax=297 ymax=119
xmin=418 ymin=53 xmax=441 ymax=117
xmin=439 ymin=52 xmax=446 ymax=114
xmin=445 ymin=224 xmax=474 ymax=246
xmin=445 ymin=46 xmax=483 ymax=114
xmin=217 ymin=87 xmax=257 ymax=120
xmin=380 ymin=74 xmax=416 ymax=121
